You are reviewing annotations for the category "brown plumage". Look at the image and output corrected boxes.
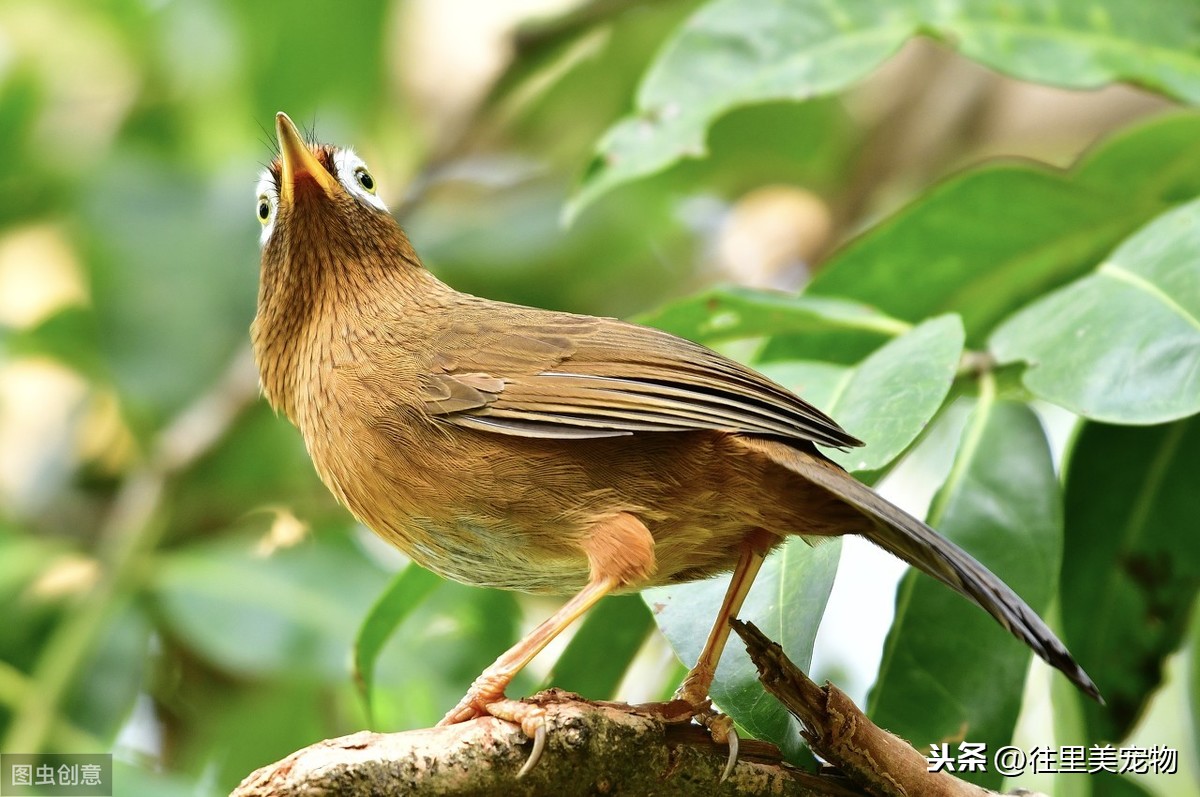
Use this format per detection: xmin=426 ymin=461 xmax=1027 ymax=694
xmin=252 ymin=114 xmax=1099 ymax=761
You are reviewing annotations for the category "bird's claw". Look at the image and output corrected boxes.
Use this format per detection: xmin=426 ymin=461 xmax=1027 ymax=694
xmin=517 ymin=720 xmax=548 ymax=778
xmin=439 ymin=685 xmax=549 ymax=777
xmin=695 ymin=704 xmax=739 ymax=781
xmin=705 ymin=715 xmax=734 ymax=777
xmin=483 ymin=698 xmax=548 ymax=778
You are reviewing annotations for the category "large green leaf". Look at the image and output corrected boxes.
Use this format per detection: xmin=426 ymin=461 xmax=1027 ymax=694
xmin=990 ymin=198 xmax=1200 ymax=424
xmin=567 ymin=0 xmax=914 ymax=219
xmin=754 ymin=361 xmax=850 ymax=414
xmin=570 ymin=0 xmax=1200 ymax=218
xmin=762 ymin=314 xmax=963 ymax=473
xmin=823 ymin=315 xmax=961 ymax=472
xmin=637 ymin=285 xmax=909 ymax=343
xmin=353 ymin=564 xmax=444 ymax=722
xmin=1061 ymin=419 xmax=1200 ymax=744
xmin=869 ymin=399 xmax=1062 ymax=790
xmin=811 ymin=114 xmax=1200 ymax=343
xmin=644 ymin=539 xmax=841 ymax=765
xmin=634 ymin=284 xmax=908 ymax=365
xmin=153 ymin=529 xmax=387 ymax=680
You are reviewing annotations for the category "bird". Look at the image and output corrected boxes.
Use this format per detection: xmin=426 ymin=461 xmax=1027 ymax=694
xmin=252 ymin=112 xmax=1099 ymax=777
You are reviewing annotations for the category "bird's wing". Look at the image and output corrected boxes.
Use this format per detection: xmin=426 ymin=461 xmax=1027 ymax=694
xmin=420 ymin=311 xmax=862 ymax=449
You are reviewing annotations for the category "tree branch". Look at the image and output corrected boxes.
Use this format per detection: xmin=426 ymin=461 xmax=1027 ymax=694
xmin=730 ymin=619 xmax=1038 ymax=797
xmin=230 ymin=620 xmax=1047 ymax=796
xmin=230 ymin=691 xmax=859 ymax=796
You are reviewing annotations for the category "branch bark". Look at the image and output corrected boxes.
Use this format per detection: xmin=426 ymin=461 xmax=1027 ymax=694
xmin=230 ymin=691 xmax=857 ymax=797
xmin=231 ymin=623 xmax=1044 ymax=796
xmin=730 ymin=619 xmax=1038 ymax=797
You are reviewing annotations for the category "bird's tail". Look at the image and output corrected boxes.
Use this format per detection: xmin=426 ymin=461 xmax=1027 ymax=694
xmin=783 ymin=448 xmax=1101 ymax=702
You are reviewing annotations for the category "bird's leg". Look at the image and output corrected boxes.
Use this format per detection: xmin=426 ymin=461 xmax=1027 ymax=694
xmin=438 ymin=574 xmax=617 ymax=727
xmin=674 ymin=528 xmax=774 ymax=780
xmin=677 ymin=528 xmax=773 ymax=706
xmin=438 ymin=512 xmax=656 ymax=776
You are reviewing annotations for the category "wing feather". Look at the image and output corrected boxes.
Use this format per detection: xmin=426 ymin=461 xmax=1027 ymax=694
xmin=419 ymin=310 xmax=861 ymax=449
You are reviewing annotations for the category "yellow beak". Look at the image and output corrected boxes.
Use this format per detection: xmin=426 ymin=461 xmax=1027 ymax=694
xmin=275 ymin=112 xmax=341 ymax=205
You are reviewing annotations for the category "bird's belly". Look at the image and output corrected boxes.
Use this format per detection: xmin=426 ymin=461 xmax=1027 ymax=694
xmin=378 ymin=515 xmax=594 ymax=594
xmin=307 ymin=414 xmax=761 ymax=594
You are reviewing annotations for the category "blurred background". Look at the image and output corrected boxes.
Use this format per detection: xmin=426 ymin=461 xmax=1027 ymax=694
xmin=0 ymin=0 xmax=1187 ymax=794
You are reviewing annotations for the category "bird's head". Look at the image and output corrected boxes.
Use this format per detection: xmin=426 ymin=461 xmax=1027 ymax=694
xmin=256 ymin=111 xmax=407 ymax=266
xmin=252 ymin=113 xmax=433 ymax=418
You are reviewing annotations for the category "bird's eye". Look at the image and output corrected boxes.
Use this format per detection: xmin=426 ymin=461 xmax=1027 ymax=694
xmin=256 ymin=195 xmax=271 ymax=225
xmin=354 ymin=168 xmax=376 ymax=194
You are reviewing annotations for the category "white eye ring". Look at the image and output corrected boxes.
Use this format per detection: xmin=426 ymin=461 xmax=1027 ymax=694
xmin=333 ymin=148 xmax=388 ymax=212
xmin=255 ymin=170 xmax=278 ymax=245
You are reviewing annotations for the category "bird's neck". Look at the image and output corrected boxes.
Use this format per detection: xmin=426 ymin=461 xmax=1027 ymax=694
xmin=252 ymin=232 xmax=452 ymax=423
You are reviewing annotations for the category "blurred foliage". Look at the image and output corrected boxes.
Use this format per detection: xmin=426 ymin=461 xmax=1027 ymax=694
xmin=0 ymin=1 xmax=1197 ymax=796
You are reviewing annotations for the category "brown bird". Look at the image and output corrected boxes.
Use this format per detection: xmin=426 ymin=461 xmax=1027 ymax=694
xmin=252 ymin=112 xmax=1098 ymax=774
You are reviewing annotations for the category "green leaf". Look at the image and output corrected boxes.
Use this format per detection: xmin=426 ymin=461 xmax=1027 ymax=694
xmin=567 ymin=0 xmax=915 ymax=220
xmin=869 ymin=399 xmax=1062 ymax=790
xmin=61 ymin=607 xmax=147 ymax=744
xmin=354 ymin=564 xmax=444 ymax=722
xmin=570 ymin=0 xmax=1200 ymax=218
xmin=644 ymin=538 xmax=841 ymax=765
xmin=1061 ymin=419 xmax=1200 ymax=744
xmin=830 ymin=315 xmax=963 ymax=472
xmin=812 ymin=114 xmax=1200 ymax=344
xmin=634 ymin=284 xmax=908 ymax=361
xmin=153 ymin=529 xmax=387 ymax=680
xmin=63 ymin=604 xmax=148 ymax=744
xmin=944 ymin=2 xmax=1200 ymax=99
xmin=762 ymin=314 xmax=963 ymax=474
xmin=756 ymin=361 xmax=850 ymax=414
xmin=990 ymin=198 xmax=1200 ymax=424
xmin=542 ymin=593 xmax=655 ymax=699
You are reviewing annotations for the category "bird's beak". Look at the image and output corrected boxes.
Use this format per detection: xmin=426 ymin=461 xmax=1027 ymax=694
xmin=275 ymin=112 xmax=340 ymax=205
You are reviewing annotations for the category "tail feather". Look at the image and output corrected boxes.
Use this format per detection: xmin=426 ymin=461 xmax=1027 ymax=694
xmin=786 ymin=449 xmax=1102 ymax=703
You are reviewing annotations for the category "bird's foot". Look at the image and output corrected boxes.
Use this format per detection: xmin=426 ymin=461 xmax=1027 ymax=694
xmin=693 ymin=704 xmax=739 ymax=782
xmin=438 ymin=676 xmax=547 ymax=778
xmin=673 ymin=672 xmax=740 ymax=781
xmin=639 ymin=689 xmax=740 ymax=781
